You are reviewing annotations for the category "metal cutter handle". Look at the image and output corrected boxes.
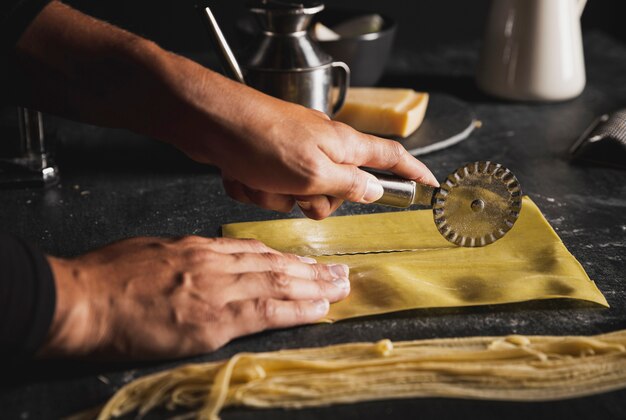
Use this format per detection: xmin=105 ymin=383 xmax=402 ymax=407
xmin=372 ymin=173 xmax=437 ymax=208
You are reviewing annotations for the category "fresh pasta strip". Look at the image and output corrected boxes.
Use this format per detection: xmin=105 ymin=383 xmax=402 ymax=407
xmin=222 ymin=197 xmax=608 ymax=321
xmin=93 ymin=330 xmax=626 ymax=420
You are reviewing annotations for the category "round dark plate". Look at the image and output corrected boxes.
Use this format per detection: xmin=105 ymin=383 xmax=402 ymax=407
xmin=392 ymin=93 xmax=477 ymax=156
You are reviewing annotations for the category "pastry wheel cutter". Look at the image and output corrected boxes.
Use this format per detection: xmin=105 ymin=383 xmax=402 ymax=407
xmin=372 ymin=161 xmax=522 ymax=247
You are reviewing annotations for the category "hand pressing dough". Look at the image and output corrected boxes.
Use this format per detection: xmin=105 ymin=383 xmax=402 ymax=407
xmin=93 ymin=330 xmax=626 ymax=420
xmin=222 ymin=197 xmax=608 ymax=321
xmin=86 ymin=198 xmax=612 ymax=420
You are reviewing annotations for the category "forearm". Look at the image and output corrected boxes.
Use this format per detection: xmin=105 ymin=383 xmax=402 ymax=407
xmin=8 ymin=1 xmax=437 ymax=217
xmin=6 ymin=1 xmax=239 ymax=149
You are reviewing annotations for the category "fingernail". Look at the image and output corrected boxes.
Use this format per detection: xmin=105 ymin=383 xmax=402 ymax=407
xmin=314 ymin=299 xmax=329 ymax=314
xmin=329 ymin=263 xmax=349 ymax=278
xmin=297 ymin=200 xmax=312 ymax=210
xmin=361 ymin=179 xmax=384 ymax=203
xmin=297 ymin=255 xmax=317 ymax=264
xmin=332 ymin=277 xmax=350 ymax=290
xmin=422 ymin=171 xmax=440 ymax=187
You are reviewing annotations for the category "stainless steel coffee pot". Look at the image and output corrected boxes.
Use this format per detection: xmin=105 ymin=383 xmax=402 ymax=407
xmin=201 ymin=0 xmax=349 ymax=115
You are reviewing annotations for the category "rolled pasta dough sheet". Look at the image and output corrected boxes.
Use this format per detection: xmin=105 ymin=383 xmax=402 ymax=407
xmin=222 ymin=197 xmax=608 ymax=321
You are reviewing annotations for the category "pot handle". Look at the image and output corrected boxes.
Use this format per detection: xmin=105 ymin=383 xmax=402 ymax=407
xmin=331 ymin=62 xmax=350 ymax=116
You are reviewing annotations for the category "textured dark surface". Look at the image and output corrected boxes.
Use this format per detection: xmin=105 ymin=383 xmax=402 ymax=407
xmin=1 ymin=32 xmax=626 ymax=419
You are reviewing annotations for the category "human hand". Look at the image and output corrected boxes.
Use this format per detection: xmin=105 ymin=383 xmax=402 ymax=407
xmin=165 ymin=72 xmax=438 ymax=220
xmin=11 ymin=2 xmax=435 ymax=220
xmin=40 ymin=236 xmax=349 ymax=360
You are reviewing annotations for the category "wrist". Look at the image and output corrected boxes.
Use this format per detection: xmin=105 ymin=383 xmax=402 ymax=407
xmin=38 ymin=256 xmax=109 ymax=358
xmin=142 ymin=48 xmax=274 ymax=165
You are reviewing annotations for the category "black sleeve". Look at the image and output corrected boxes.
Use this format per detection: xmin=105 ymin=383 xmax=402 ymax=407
xmin=0 ymin=233 xmax=56 ymax=360
xmin=1 ymin=0 xmax=52 ymax=54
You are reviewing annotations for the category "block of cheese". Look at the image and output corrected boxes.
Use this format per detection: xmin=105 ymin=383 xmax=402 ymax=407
xmin=334 ymin=88 xmax=429 ymax=138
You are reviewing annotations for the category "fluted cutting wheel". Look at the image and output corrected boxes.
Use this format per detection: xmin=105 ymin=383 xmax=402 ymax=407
xmin=432 ymin=161 xmax=522 ymax=247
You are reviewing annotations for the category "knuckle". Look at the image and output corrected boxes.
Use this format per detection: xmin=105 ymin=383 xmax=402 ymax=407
xmin=344 ymin=167 xmax=365 ymax=202
xmin=146 ymin=240 xmax=168 ymax=250
xmin=306 ymin=208 xmax=328 ymax=221
xmin=184 ymin=248 xmax=216 ymax=264
xmin=294 ymin=302 xmax=307 ymax=322
xmin=257 ymin=298 xmax=277 ymax=322
xmin=302 ymin=160 xmax=324 ymax=186
xmin=320 ymin=281 xmax=334 ymax=298
xmin=203 ymin=237 xmax=225 ymax=247
xmin=386 ymin=141 xmax=406 ymax=166
xmin=176 ymin=235 xmax=204 ymax=245
xmin=309 ymin=263 xmax=326 ymax=281
xmin=228 ymin=252 xmax=243 ymax=264
xmin=329 ymin=120 xmax=351 ymax=136
xmin=268 ymin=271 xmax=291 ymax=294
xmin=229 ymin=272 xmax=246 ymax=288
xmin=300 ymin=197 xmax=331 ymax=221
xmin=256 ymin=194 xmax=294 ymax=213
xmin=263 ymin=252 xmax=286 ymax=271
xmin=197 ymin=302 xmax=223 ymax=322
xmin=314 ymin=276 xmax=333 ymax=296
xmin=294 ymin=154 xmax=327 ymax=194
xmin=242 ymin=238 xmax=266 ymax=250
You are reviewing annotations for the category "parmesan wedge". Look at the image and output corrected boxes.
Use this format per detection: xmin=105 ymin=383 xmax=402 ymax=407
xmin=334 ymin=88 xmax=429 ymax=138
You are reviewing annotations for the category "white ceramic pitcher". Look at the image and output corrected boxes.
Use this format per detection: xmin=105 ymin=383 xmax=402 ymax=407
xmin=477 ymin=0 xmax=587 ymax=101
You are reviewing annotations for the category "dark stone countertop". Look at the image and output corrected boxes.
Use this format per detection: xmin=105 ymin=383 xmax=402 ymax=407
xmin=1 ymin=32 xmax=626 ymax=420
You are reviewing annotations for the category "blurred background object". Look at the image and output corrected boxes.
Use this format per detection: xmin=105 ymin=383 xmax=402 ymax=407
xmin=570 ymin=109 xmax=626 ymax=169
xmin=237 ymin=7 xmax=396 ymax=86
xmin=311 ymin=9 xmax=397 ymax=86
xmin=57 ymin=0 xmax=626 ymax=57
xmin=199 ymin=0 xmax=350 ymax=115
xmin=0 ymin=108 xmax=59 ymax=188
xmin=477 ymin=0 xmax=587 ymax=102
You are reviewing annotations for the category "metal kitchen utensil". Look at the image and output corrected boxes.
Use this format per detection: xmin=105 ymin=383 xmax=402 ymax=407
xmin=570 ymin=110 xmax=626 ymax=169
xmin=199 ymin=0 xmax=350 ymax=116
xmin=373 ymin=161 xmax=522 ymax=247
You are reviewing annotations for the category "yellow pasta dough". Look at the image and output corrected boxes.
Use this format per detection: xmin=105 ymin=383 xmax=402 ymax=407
xmin=83 ymin=198 xmax=614 ymax=420
xmin=92 ymin=330 xmax=626 ymax=420
xmin=222 ymin=197 xmax=608 ymax=321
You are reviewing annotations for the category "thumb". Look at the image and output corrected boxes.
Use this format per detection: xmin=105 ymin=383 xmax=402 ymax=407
xmin=322 ymin=164 xmax=384 ymax=204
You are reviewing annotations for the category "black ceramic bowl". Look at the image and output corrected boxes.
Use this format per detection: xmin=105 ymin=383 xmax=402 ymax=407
xmin=315 ymin=9 xmax=397 ymax=86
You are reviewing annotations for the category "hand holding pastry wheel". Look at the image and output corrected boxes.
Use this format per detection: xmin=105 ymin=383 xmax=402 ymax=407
xmin=372 ymin=161 xmax=523 ymax=247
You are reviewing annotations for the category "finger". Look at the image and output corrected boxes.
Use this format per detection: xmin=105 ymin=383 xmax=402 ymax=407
xmin=220 ymin=252 xmax=350 ymax=280
xmin=224 ymin=271 xmax=350 ymax=302
xmin=314 ymin=163 xmax=385 ymax=204
xmin=222 ymin=177 xmax=253 ymax=205
xmin=226 ymin=298 xmax=330 ymax=336
xmin=243 ymin=186 xmax=295 ymax=213
xmin=295 ymin=195 xmax=344 ymax=220
xmin=178 ymin=237 xmax=281 ymax=255
xmin=322 ymin=124 xmax=439 ymax=186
